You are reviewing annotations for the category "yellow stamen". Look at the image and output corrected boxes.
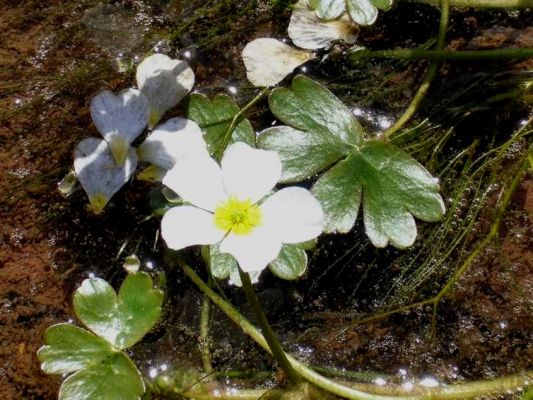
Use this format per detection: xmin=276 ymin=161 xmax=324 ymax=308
xmin=214 ymin=196 xmax=262 ymax=235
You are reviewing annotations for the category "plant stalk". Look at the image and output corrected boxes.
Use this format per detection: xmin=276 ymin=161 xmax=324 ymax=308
xmin=350 ymin=48 xmax=533 ymax=62
xmin=383 ymin=0 xmax=449 ymax=139
xmin=199 ymin=276 xmax=214 ymax=376
xmin=401 ymin=0 xmax=533 ymax=7
xmin=238 ymin=268 xmax=301 ymax=384
xmin=215 ymin=88 xmax=270 ymax=161
xmin=180 ymin=262 xmax=532 ymax=399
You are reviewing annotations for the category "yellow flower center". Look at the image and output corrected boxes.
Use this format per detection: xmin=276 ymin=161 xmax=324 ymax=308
xmin=214 ymin=196 xmax=262 ymax=235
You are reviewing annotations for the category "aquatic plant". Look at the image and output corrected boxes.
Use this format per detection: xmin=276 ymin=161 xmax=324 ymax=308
xmin=38 ymin=0 xmax=533 ymax=398
xmin=308 ymin=0 xmax=393 ymax=26
xmin=38 ymin=273 xmax=163 ymax=400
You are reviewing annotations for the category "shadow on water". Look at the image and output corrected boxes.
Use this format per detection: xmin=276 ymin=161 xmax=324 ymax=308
xmin=0 ymin=0 xmax=531 ymax=398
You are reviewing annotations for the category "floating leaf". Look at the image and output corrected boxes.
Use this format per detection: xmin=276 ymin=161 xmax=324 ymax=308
xmin=136 ymin=53 xmax=195 ymax=127
xmin=308 ymin=0 xmax=392 ymax=25
xmin=90 ymin=89 xmax=149 ymax=165
xmin=37 ymin=324 xmax=113 ymax=375
xmin=242 ymin=38 xmax=313 ymax=87
xmin=311 ymin=156 xmax=362 ymax=233
xmin=259 ymin=75 xmax=445 ymax=249
xmin=345 ymin=141 xmax=445 ymax=248
xmin=58 ymin=352 xmax=144 ymax=400
xmin=137 ymin=117 xmax=209 ymax=170
xmin=185 ymin=93 xmax=255 ymax=155
xmin=73 ymin=272 xmax=164 ymax=350
xmin=202 ymin=244 xmax=238 ymax=280
xmin=346 ymin=0 xmax=378 ymax=26
xmin=289 ymin=0 xmax=356 ymax=50
xmin=258 ymin=75 xmax=363 ymax=182
xmin=268 ymin=244 xmax=307 ymax=280
xmin=258 ymin=125 xmax=351 ymax=183
xmin=307 ymin=0 xmax=345 ymax=19
xmin=269 ymin=75 xmax=363 ymax=145
xmin=74 ymin=138 xmax=138 ymax=214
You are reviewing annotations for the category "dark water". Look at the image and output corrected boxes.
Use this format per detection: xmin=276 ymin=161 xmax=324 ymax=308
xmin=0 ymin=1 xmax=531 ymax=398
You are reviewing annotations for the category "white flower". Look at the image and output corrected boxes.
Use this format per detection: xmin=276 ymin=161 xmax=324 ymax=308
xmin=90 ymin=88 xmax=149 ymax=166
xmin=74 ymin=138 xmax=138 ymax=214
xmin=136 ymin=53 xmax=195 ymax=128
xmin=242 ymin=38 xmax=313 ymax=87
xmin=161 ymin=142 xmax=324 ymax=273
xmin=137 ymin=117 xmax=209 ymax=171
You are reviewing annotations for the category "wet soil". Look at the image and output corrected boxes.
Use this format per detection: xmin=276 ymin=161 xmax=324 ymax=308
xmin=0 ymin=1 xmax=531 ymax=399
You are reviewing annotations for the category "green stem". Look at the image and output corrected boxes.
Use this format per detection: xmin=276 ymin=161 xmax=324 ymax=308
xmin=401 ymin=0 xmax=533 ymax=7
xmin=350 ymin=48 xmax=533 ymax=62
xmin=214 ymin=88 xmax=270 ymax=161
xmin=181 ymin=387 xmax=276 ymax=399
xmin=238 ymin=268 xmax=301 ymax=384
xmin=199 ymin=276 xmax=214 ymax=376
xmin=180 ymin=262 xmax=532 ymax=399
xmin=383 ymin=0 xmax=449 ymax=139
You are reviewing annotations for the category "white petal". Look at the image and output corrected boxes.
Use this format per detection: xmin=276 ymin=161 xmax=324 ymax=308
xmin=74 ymin=138 xmax=138 ymax=213
xmin=242 ymin=38 xmax=313 ymax=87
xmin=221 ymin=142 xmax=281 ymax=203
xmin=289 ymin=0 xmax=357 ymax=50
xmin=161 ymin=206 xmax=225 ymax=250
xmin=228 ymin=268 xmax=262 ymax=287
xmin=219 ymin=227 xmax=282 ymax=273
xmin=90 ymin=89 xmax=149 ymax=164
xmin=137 ymin=117 xmax=209 ymax=170
xmin=136 ymin=54 xmax=195 ymax=127
xmin=261 ymin=187 xmax=324 ymax=244
xmin=162 ymin=155 xmax=226 ymax=212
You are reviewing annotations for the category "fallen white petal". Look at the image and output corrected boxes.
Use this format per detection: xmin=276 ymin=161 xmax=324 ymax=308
xmin=161 ymin=206 xmax=225 ymax=250
xmin=261 ymin=187 xmax=324 ymax=244
xmin=289 ymin=0 xmax=357 ymax=50
xmin=74 ymin=137 xmax=138 ymax=213
xmin=163 ymin=155 xmax=227 ymax=212
xmin=221 ymin=142 xmax=281 ymax=203
xmin=242 ymin=38 xmax=313 ymax=87
xmin=219 ymin=227 xmax=282 ymax=272
xmin=90 ymin=89 xmax=149 ymax=165
xmin=136 ymin=53 xmax=195 ymax=127
xmin=137 ymin=117 xmax=209 ymax=170
xmin=307 ymin=0 xmax=345 ymax=19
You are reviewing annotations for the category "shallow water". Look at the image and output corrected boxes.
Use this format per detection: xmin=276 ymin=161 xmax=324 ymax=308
xmin=0 ymin=1 xmax=531 ymax=398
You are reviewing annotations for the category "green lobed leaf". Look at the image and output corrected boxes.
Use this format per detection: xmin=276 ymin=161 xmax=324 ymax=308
xmin=268 ymin=244 xmax=308 ymax=280
xmin=73 ymin=272 xmax=164 ymax=350
xmin=268 ymin=75 xmax=363 ymax=146
xmin=37 ymin=324 xmax=113 ymax=375
xmin=308 ymin=0 xmax=346 ymax=19
xmin=346 ymin=0 xmax=378 ymax=26
xmin=58 ymin=352 xmax=144 ymax=400
xmin=311 ymin=156 xmax=362 ymax=234
xmin=202 ymin=244 xmax=238 ymax=280
xmin=370 ymin=0 xmax=393 ymax=10
xmin=185 ymin=93 xmax=255 ymax=156
xmin=347 ymin=140 xmax=445 ymax=248
xmin=258 ymin=125 xmax=351 ymax=183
